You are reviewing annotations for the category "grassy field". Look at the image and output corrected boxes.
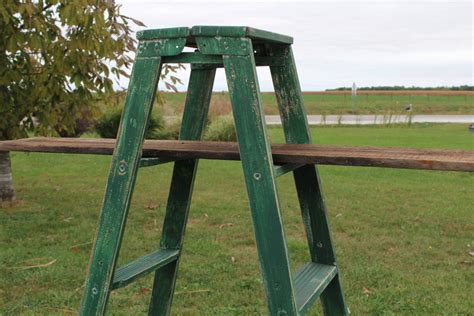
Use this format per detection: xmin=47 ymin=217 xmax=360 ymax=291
xmin=157 ymin=91 xmax=474 ymax=116
xmin=1 ymin=124 xmax=473 ymax=314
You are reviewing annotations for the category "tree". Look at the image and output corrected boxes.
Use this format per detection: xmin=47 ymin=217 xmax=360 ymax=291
xmin=0 ymin=1 xmax=177 ymax=201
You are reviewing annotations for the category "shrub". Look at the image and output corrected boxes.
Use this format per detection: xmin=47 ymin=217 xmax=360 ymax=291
xmin=150 ymin=117 xmax=181 ymax=140
xmin=204 ymin=115 xmax=236 ymax=142
xmin=95 ymin=107 xmax=164 ymax=138
xmin=55 ymin=107 xmax=96 ymax=137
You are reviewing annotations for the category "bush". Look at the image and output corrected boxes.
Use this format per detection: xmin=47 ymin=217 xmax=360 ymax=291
xmin=55 ymin=107 xmax=96 ymax=137
xmin=150 ymin=117 xmax=181 ymax=140
xmin=95 ymin=107 xmax=164 ymax=138
xmin=95 ymin=108 xmax=237 ymax=142
xmin=204 ymin=115 xmax=236 ymax=142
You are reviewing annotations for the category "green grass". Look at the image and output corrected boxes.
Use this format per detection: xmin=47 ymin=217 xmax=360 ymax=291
xmin=160 ymin=92 xmax=474 ymax=115
xmin=1 ymin=124 xmax=473 ymax=314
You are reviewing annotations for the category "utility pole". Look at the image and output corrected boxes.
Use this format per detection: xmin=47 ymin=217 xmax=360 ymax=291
xmin=352 ymin=82 xmax=357 ymax=114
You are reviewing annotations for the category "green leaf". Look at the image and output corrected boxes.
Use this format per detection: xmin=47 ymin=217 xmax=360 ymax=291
xmin=0 ymin=1 xmax=180 ymax=140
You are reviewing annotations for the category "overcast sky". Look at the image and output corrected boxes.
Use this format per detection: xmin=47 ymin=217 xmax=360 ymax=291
xmin=117 ymin=0 xmax=473 ymax=91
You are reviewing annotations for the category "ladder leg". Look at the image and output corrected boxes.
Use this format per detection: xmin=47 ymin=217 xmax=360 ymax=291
xmin=270 ymin=45 xmax=348 ymax=315
xmin=223 ymin=42 xmax=298 ymax=316
xmin=148 ymin=67 xmax=216 ymax=315
xmin=80 ymin=57 xmax=163 ymax=315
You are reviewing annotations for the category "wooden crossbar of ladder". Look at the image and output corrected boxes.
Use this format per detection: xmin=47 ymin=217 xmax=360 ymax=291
xmin=2 ymin=26 xmax=472 ymax=315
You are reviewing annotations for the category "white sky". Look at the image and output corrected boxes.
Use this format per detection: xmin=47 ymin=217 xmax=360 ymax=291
xmin=117 ymin=0 xmax=473 ymax=91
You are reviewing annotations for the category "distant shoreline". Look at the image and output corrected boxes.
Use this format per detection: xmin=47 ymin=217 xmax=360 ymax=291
xmin=162 ymin=90 xmax=474 ymax=96
xmin=262 ymin=90 xmax=474 ymax=96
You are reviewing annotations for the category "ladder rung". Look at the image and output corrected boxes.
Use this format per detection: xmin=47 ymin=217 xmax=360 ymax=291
xmin=139 ymin=157 xmax=175 ymax=168
xmin=273 ymin=163 xmax=304 ymax=177
xmin=111 ymin=249 xmax=179 ymax=290
xmin=294 ymin=262 xmax=338 ymax=313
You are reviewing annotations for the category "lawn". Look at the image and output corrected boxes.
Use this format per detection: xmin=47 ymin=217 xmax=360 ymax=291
xmin=159 ymin=92 xmax=474 ymax=116
xmin=1 ymin=124 xmax=473 ymax=315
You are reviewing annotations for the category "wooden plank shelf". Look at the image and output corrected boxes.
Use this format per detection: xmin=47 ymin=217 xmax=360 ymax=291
xmin=1 ymin=137 xmax=473 ymax=172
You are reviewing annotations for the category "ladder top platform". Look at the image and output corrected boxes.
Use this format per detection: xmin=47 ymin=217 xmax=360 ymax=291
xmin=1 ymin=137 xmax=473 ymax=172
xmin=137 ymin=25 xmax=294 ymax=44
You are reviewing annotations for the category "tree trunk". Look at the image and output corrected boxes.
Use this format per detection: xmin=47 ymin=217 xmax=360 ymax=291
xmin=0 ymin=151 xmax=15 ymax=201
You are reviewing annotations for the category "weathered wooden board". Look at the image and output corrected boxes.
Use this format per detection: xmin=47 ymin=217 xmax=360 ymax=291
xmin=1 ymin=137 xmax=473 ymax=172
xmin=191 ymin=25 xmax=294 ymax=44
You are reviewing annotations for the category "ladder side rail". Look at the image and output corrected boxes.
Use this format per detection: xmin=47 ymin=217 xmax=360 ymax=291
xmin=221 ymin=38 xmax=298 ymax=315
xmin=270 ymin=45 xmax=349 ymax=315
xmin=80 ymin=57 xmax=163 ymax=315
xmin=148 ymin=67 xmax=216 ymax=315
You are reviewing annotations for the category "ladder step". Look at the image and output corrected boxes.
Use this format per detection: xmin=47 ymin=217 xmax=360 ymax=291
xmin=139 ymin=157 xmax=175 ymax=168
xmin=294 ymin=262 xmax=338 ymax=313
xmin=111 ymin=249 xmax=179 ymax=290
xmin=273 ymin=163 xmax=304 ymax=177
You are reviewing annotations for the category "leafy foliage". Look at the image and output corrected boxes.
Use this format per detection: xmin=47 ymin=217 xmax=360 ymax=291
xmin=150 ymin=117 xmax=182 ymax=140
xmin=203 ymin=115 xmax=236 ymax=142
xmin=95 ymin=106 xmax=164 ymax=139
xmin=55 ymin=107 xmax=96 ymax=137
xmin=0 ymin=1 xmax=179 ymax=140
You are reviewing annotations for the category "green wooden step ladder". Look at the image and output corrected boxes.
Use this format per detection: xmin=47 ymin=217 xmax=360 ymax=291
xmin=80 ymin=26 xmax=349 ymax=315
